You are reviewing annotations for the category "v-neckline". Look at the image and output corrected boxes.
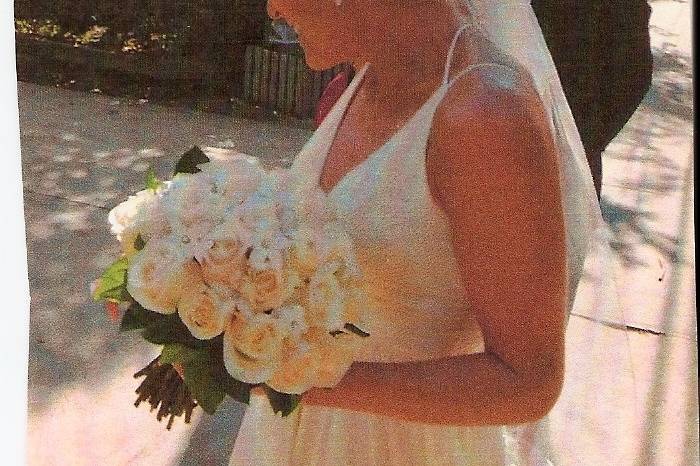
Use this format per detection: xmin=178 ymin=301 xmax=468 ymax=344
xmin=318 ymin=63 xmax=449 ymax=197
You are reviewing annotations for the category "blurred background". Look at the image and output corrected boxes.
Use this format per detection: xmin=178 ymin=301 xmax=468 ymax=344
xmin=14 ymin=0 xmax=351 ymax=120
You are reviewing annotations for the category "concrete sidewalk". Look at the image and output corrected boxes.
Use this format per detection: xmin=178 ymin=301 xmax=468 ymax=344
xmin=21 ymin=1 xmax=695 ymax=465
xmin=21 ymin=87 xmax=312 ymax=465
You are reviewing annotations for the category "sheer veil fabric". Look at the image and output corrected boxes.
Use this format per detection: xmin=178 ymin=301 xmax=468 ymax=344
xmin=458 ymin=0 xmax=639 ymax=463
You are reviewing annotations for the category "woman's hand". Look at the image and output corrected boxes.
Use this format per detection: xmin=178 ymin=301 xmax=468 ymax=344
xmin=301 ymin=70 xmax=568 ymax=427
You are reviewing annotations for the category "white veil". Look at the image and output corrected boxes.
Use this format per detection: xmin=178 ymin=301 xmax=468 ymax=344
xmin=454 ymin=1 xmax=640 ymax=464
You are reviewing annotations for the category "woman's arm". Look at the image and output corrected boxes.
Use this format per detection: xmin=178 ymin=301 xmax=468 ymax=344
xmin=304 ymin=77 xmax=568 ymax=426
xmin=303 ymin=347 xmax=563 ymax=426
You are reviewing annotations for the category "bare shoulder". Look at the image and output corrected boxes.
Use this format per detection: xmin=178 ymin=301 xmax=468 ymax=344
xmin=441 ymin=61 xmax=544 ymax=124
xmin=426 ymin=63 xmax=559 ymax=212
xmin=425 ymin=65 xmax=568 ymax=394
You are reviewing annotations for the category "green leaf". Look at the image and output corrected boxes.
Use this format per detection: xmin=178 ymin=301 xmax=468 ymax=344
xmin=183 ymin=350 xmax=226 ymax=415
xmin=144 ymin=167 xmax=163 ymax=192
xmin=174 ymin=146 xmax=210 ymax=175
xmin=133 ymin=234 xmax=146 ymax=251
xmin=159 ymin=343 xmax=192 ymax=364
xmin=92 ymin=256 xmax=130 ymax=302
xmin=141 ymin=313 xmax=209 ymax=348
xmin=208 ymin=340 xmax=253 ymax=405
xmin=119 ymin=303 xmax=164 ymax=332
xmin=343 ymin=323 xmax=370 ymax=338
xmin=264 ymin=386 xmax=302 ymax=417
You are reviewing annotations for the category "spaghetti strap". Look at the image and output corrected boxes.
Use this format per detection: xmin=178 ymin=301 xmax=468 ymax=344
xmin=442 ymin=23 xmax=516 ymax=88
xmin=446 ymin=62 xmax=516 ymax=89
xmin=442 ymin=23 xmax=472 ymax=85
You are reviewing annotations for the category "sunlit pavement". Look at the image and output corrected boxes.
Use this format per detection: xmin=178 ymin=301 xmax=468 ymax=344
xmin=599 ymin=1 xmax=696 ymax=464
xmin=20 ymin=2 xmax=694 ymax=465
xmin=20 ymin=89 xmax=311 ymax=465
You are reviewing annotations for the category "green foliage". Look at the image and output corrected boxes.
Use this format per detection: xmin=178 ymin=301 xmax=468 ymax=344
xmin=343 ymin=323 xmax=370 ymax=338
xmin=159 ymin=342 xmax=196 ymax=364
xmin=209 ymin=338 xmax=254 ymax=405
xmin=174 ymin=146 xmax=210 ymax=175
xmin=158 ymin=343 xmax=227 ymax=415
xmin=264 ymin=386 xmax=301 ymax=417
xmin=182 ymin=350 xmax=226 ymax=415
xmin=120 ymin=301 xmax=256 ymax=414
xmin=134 ymin=234 xmax=146 ymax=251
xmin=15 ymin=0 xmax=270 ymax=70
xmin=119 ymin=302 xmax=162 ymax=331
xmin=141 ymin=312 xmax=209 ymax=349
xmin=68 ymin=25 xmax=109 ymax=46
xmin=145 ymin=167 xmax=163 ymax=192
xmin=159 ymin=339 xmax=255 ymax=412
xmin=15 ymin=19 xmax=62 ymax=37
xmin=92 ymin=256 xmax=130 ymax=302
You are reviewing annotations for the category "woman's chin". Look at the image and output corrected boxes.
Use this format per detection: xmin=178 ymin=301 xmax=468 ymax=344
xmin=300 ymin=47 xmax=342 ymax=71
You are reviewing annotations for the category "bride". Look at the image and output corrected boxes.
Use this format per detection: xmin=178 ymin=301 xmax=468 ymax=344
xmin=230 ymin=0 xmax=613 ymax=464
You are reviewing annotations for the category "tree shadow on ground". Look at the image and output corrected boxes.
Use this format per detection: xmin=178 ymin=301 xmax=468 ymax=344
xmin=601 ymin=41 xmax=692 ymax=269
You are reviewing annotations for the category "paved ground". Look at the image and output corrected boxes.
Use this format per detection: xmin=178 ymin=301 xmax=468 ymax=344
xmin=20 ymin=2 xmax=694 ymax=465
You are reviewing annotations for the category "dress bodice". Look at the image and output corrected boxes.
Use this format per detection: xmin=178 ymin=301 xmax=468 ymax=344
xmin=291 ymin=25 xmax=503 ymax=362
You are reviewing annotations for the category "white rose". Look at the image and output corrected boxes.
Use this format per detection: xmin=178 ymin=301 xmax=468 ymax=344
xmin=198 ymin=157 xmax=265 ymax=198
xmin=317 ymin=223 xmax=361 ymax=283
xmin=272 ymin=305 xmax=309 ymax=340
xmin=210 ymin=217 xmax=255 ymax=255
xmin=126 ymin=237 xmax=203 ymax=314
xmin=178 ymin=285 xmax=232 ymax=339
xmin=308 ymin=270 xmax=345 ymax=331
xmin=108 ymin=189 xmax=155 ymax=238
xmin=162 ymin=173 xmax=224 ymax=241
xmin=108 ymin=189 xmax=169 ymax=254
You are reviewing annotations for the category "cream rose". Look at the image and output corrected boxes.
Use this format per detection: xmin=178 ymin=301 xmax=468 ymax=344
xmin=126 ymin=237 xmax=203 ymax=314
xmin=239 ymin=264 xmax=285 ymax=313
xmin=288 ymin=227 xmax=320 ymax=279
xmin=223 ymin=340 xmax=277 ymax=384
xmin=300 ymin=326 xmax=359 ymax=388
xmin=178 ymin=285 xmax=231 ymax=339
xmin=200 ymin=239 xmax=247 ymax=292
xmin=223 ymin=313 xmax=285 ymax=384
xmin=266 ymin=340 xmax=321 ymax=395
xmin=226 ymin=313 xmax=286 ymax=361
xmin=314 ymin=332 xmax=358 ymax=388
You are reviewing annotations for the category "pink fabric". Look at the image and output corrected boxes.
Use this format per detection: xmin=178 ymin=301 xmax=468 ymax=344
xmin=314 ymin=71 xmax=349 ymax=128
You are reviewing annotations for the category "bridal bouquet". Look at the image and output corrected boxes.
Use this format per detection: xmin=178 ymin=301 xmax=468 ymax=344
xmin=92 ymin=147 xmax=370 ymax=428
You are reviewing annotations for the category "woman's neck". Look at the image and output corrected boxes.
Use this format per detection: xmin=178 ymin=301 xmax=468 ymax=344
xmin=350 ymin=5 xmax=472 ymax=105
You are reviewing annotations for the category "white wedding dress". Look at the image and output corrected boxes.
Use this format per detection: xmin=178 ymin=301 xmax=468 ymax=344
xmin=228 ymin=22 xmax=605 ymax=465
